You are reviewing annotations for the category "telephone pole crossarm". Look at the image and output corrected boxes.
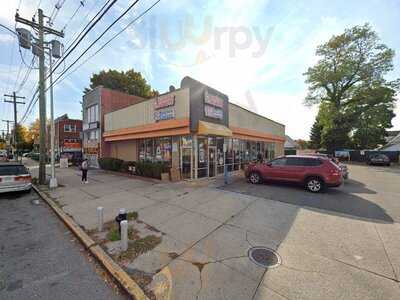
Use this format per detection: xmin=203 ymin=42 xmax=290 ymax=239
xmin=15 ymin=13 xmax=64 ymax=37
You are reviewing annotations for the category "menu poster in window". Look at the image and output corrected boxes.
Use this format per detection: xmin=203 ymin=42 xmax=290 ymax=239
xmin=199 ymin=143 xmax=205 ymax=163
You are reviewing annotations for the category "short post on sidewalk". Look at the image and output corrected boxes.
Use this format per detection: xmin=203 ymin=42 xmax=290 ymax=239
xmin=120 ymin=220 xmax=128 ymax=252
xmin=97 ymin=206 xmax=104 ymax=232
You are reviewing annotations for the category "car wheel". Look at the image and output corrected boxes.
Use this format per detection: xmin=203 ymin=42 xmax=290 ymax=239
xmin=249 ymin=172 xmax=261 ymax=184
xmin=306 ymin=177 xmax=324 ymax=193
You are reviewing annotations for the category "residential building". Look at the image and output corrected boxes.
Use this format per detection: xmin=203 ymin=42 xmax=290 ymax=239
xmin=284 ymin=135 xmax=299 ymax=155
xmin=82 ymin=87 xmax=145 ymax=167
xmin=103 ymin=77 xmax=285 ymax=180
xmin=380 ymin=131 xmax=400 ymax=151
xmin=47 ymin=114 xmax=82 ymax=160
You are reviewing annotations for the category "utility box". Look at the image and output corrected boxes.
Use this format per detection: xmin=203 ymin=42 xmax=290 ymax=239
xmin=51 ymin=40 xmax=63 ymax=58
xmin=32 ymin=42 xmax=41 ymax=56
xmin=16 ymin=28 xmax=31 ymax=49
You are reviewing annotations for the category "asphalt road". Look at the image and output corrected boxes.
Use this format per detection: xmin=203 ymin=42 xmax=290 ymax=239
xmin=0 ymin=190 xmax=126 ymax=300
xmin=222 ymin=163 xmax=400 ymax=224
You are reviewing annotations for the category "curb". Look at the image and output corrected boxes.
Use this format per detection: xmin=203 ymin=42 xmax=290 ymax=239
xmin=32 ymin=185 xmax=149 ymax=300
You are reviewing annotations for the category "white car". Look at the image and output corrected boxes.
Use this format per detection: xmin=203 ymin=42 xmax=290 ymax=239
xmin=0 ymin=163 xmax=32 ymax=193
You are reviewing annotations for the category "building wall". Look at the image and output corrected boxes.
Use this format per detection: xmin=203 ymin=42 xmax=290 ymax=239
xmin=104 ymin=88 xmax=190 ymax=132
xmin=109 ymin=140 xmax=138 ymax=161
xmin=228 ymin=103 xmax=285 ymax=137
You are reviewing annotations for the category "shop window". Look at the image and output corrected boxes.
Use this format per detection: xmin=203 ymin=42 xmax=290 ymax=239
xmin=181 ymin=136 xmax=192 ymax=147
xmin=145 ymin=139 xmax=154 ymax=161
xmin=216 ymin=137 xmax=224 ymax=174
xmin=233 ymin=139 xmax=240 ymax=170
xmin=139 ymin=140 xmax=145 ymax=160
xmin=197 ymin=136 xmax=208 ymax=178
xmin=154 ymin=137 xmax=172 ymax=164
xmin=225 ymin=138 xmax=233 ymax=172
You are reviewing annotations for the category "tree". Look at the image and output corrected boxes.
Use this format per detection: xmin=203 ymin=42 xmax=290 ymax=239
xmin=85 ymin=69 xmax=158 ymax=98
xmin=304 ymin=24 xmax=398 ymax=151
xmin=309 ymin=117 xmax=323 ymax=149
xmin=295 ymin=139 xmax=309 ymax=150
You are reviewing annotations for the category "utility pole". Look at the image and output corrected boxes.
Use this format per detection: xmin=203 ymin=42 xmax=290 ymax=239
xmin=2 ymin=120 xmax=12 ymax=137
xmin=4 ymin=92 xmax=25 ymax=161
xmin=15 ymin=9 xmax=64 ymax=185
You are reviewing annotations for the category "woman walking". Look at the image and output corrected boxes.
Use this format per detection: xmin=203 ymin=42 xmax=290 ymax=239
xmin=81 ymin=158 xmax=88 ymax=184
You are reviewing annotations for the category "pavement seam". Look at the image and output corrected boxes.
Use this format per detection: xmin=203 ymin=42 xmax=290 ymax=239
xmin=330 ymin=256 xmax=400 ymax=283
xmin=373 ymin=224 xmax=399 ymax=282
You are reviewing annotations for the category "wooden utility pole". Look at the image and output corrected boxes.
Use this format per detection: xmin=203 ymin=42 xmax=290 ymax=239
xmin=4 ymin=92 xmax=25 ymax=160
xmin=15 ymin=9 xmax=64 ymax=184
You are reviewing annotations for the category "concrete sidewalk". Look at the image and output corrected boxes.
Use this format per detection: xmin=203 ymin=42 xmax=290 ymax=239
xmin=40 ymin=166 xmax=400 ymax=299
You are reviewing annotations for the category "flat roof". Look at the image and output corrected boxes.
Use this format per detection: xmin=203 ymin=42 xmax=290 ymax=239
xmin=229 ymin=102 xmax=285 ymax=128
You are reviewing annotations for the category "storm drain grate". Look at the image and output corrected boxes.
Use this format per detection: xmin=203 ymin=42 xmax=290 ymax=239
xmin=248 ymin=247 xmax=281 ymax=268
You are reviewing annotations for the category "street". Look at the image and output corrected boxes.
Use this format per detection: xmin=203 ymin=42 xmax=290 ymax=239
xmin=0 ymin=190 xmax=126 ymax=300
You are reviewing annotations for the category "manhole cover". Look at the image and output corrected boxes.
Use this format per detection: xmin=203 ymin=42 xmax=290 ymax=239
xmin=248 ymin=247 xmax=281 ymax=268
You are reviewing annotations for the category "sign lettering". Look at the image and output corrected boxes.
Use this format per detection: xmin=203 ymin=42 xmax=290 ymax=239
xmin=205 ymin=91 xmax=224 ymax=108
xmin=154 ymin=108 xmax=175 ymax=121
xmin=155 ymin=94 xmax=175 ymax=109
xmin=204 ymin=105 xmax=223 ymax=119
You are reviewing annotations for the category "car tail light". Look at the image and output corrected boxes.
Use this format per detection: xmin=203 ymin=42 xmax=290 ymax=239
xmin=15 ymin=175 xmax=32 ymax=182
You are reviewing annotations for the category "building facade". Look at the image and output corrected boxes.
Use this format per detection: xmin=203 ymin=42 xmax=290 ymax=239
xmin=47 ymin=114 xmax=82 ymax=160
xmin=82 ymin=86 xmax=145 ymax=167
xmin=103 ymin=77 xmax=285 ymax=180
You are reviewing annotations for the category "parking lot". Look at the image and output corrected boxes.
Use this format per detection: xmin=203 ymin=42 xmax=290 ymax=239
xmin=223 ymin=163 xmax=400 ymax=224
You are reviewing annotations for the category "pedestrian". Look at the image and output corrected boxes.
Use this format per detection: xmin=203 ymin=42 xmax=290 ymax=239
xmin=81 ymin=158 xmax=88 ymax=184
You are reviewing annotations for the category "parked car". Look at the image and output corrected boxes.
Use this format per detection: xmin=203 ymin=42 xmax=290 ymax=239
xmin=367 ymin=154 xmax=391 ymax=166
xmin=305 ymin=153 xmax=349 ymax=179
xmin=245 ymin=155 xmax=343 ymax=193
xmin=0 ymin=152 xmax=8 ymax=162
xmin=0 ymin=162 xmax=32 ymax=193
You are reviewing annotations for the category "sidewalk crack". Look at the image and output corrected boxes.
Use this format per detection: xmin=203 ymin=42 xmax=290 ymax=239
xmin=374 ymin=224 xmax=399 ymax=282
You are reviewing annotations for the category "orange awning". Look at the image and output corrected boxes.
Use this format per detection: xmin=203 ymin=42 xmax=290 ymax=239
xmin=198 ymin=121 xmax=232 ymax=137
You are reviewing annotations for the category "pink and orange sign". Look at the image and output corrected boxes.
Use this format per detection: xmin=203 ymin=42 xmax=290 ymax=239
xmin=154 ymin=94 xmax=175 ymax=109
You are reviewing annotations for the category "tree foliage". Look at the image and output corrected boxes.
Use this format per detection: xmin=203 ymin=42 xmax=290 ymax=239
xmin=304 ymin=24 xmax=398 ymax=151
xmin=309 ymin=117 xmax=323 ymax=149
xmin=85 ymin=69 xmax=158 ymax=98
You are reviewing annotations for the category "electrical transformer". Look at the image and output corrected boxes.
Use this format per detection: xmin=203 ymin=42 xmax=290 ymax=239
xmin=16 ymin=28 xmax=31 ymax=49
xmin=51 ymin=40 xmax=63 ymax=58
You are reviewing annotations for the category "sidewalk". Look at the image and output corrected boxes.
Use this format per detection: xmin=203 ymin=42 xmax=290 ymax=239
xmin=39 ymin=166 xmax=400 ymax=300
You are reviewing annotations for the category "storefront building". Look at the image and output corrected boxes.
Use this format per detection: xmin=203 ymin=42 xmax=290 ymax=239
xmin=103 ymin=77 xmax=285 ymax=180
xmin=82 ymin=86 xmax=145 ymax=167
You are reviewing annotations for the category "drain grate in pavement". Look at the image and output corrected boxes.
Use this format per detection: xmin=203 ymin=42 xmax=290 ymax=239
xmin=248 ymin=247 xmax=281 ymax=268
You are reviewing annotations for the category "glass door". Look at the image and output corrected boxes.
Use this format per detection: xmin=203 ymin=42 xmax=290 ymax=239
xmin=181 ymin=147 xmax=192 ymax=179
xmin=208 ymin=146 xmax=216 ymax=177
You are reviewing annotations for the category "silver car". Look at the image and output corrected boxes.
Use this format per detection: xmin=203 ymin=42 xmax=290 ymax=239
xmin=0 ymin=163 xmax=32 ymax=193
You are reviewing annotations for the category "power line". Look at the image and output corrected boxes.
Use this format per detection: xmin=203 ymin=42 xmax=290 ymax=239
xmin=50 ymin=0 xmax=143 ymax=88
xmin=53 ymin=0 xmax=161 ymax=88
xmin=61 ymin=0 xmax=85 ymax=31
xmin=49 ymin=0 xmax=117 ymax=76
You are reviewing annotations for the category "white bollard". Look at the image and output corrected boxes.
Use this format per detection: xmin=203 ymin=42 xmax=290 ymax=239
xmin=97 ymin=206 xmax=104 ymax=232
xmin=120 ymin=220 xmax=128 ymax=252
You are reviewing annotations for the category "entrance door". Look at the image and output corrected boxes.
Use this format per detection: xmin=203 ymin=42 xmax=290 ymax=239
xmin=181 ymin=147 xmax=192 ymax=179
xmin=208 ymin=146 xmax=216 ymax=177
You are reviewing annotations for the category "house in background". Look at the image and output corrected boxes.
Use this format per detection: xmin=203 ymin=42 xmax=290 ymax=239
xmin=47 ymin=114 xmax=82 ymax=161
xmin=380 ymin=131 xmax=400 ymax=151
xmin=284 ymin=135 xmax=299 ymax=155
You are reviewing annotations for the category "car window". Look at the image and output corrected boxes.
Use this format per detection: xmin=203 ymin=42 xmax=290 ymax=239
xmin=270 ymin=158 xmax=287 ymax=166
xmin=0 ymin=165 xmax=29 ymax=176
xmin=286 ymin=157 xmax=306 ymax=166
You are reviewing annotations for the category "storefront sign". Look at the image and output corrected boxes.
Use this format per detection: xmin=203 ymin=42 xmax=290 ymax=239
xmin=84 ymin=147 xmax=98 ymax=154
xmin=205 ymin=91 xmax=224 ymax=108
xmin=204 ymin=105 xmax=223 ymax=119
xmin=89 ymin=121 xmax=99 ymax=129
xmin=154 ymin=108 xmax=175 ymax=121
xmin=154 ymin=94 xmax=175 ymax=109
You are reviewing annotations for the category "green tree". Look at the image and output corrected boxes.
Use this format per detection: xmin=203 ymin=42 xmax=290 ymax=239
xmin=85 ymin=69 xmax=158 ymax=98
xmin=309 ymin=117 xmax=323 ymax=149
xmin=304 ymin=24 xmax=398 ymax=151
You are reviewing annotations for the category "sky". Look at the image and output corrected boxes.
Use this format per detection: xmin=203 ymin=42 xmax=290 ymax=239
xmin=0 ymin=0 xmax=399 ymax=140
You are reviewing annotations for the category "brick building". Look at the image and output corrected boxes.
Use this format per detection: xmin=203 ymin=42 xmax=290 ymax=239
xmin=47 ymin=114 xmax=82 ymax=160
xmin=82 ymin=87 xmax=144 ymax=167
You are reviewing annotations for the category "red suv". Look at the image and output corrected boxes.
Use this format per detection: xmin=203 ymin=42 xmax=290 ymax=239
xmin=245 ymin=155 xmax=342 ymax=193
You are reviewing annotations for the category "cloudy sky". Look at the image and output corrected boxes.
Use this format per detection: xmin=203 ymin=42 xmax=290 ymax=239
xmin=1 ymin=0 xmax=399 ymax=139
